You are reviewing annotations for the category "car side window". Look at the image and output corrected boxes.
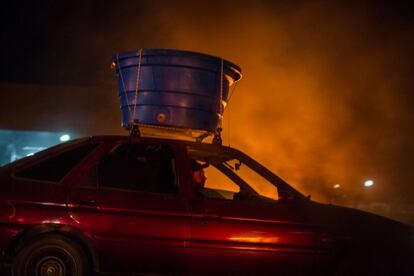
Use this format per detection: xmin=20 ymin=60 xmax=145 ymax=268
xmin=226 ymin=159 xmax=279 ymax=200
xmin=201 ymin=165 xmax=240 ymax=199
xmin=14 ymin=143 xmax=99 ymax=182
xmin=98 ymin=143 xmax=178 ymax=194
xmin=195 ymin=161 xmax=278 ymax=202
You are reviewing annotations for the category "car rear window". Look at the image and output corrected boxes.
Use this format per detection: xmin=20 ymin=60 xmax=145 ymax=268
xmin=14 ymin=143 xmax=98 ymax=182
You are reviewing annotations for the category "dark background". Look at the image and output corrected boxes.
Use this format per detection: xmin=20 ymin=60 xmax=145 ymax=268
xmin=1 ymin=0 xmax=413 ymax=223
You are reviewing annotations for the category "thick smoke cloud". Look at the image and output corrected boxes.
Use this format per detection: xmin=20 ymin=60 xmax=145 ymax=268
xmin=142 ymin=1 xmax=414 ymax=205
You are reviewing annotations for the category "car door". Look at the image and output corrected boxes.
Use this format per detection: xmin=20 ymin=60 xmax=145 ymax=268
xmin=190 ymin=196 xmax=318 ymax=274
xmin=186 ymin=149 xmax=319 ymax=274
xmin=66 ymin=139 xmax=191 ymax=274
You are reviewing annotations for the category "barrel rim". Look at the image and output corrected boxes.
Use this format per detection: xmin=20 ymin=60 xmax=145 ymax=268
xmin=112 ymin=48 xmax=242 ymax=81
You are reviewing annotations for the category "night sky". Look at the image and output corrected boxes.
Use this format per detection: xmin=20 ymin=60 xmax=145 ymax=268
xmin=1 ymin=1 xmax=414 ymax=220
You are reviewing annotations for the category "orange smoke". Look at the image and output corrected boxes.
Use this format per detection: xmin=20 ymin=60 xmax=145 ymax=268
xmin=141 ymin=1 xmax=413 ymax=204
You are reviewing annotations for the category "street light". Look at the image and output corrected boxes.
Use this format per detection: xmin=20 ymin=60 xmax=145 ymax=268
xmin=60 ymin=134 xmax=71 ymax=142
xmin=333 ymin=184 xmax=341 ymax=189
xmin=364 ymin=179 xmax=374 ymax=188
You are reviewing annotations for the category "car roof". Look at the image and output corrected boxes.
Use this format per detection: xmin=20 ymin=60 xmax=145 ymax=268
xmin=88 ymin=135 xmax=228 ymax=153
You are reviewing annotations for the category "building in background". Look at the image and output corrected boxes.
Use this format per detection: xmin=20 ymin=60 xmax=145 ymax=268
xmin=0 ymin=129 xmax=75 ymax=165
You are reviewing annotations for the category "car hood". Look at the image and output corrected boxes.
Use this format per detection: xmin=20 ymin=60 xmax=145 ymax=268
xmin=303 ymin=201 xmax=413 ymax=243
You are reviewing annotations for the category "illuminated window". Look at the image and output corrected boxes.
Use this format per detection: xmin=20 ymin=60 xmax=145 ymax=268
xmin=187 ymin=146 xmax=279 ymax=202
xmin=228 ymin=159 xmax=278 ymax=200
xmin=202 ymin=165 xmax=240 ymax=199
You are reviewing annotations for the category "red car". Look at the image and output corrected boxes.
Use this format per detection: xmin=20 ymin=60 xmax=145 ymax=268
xmin=0 ymin=136 xmax=413 ymax=275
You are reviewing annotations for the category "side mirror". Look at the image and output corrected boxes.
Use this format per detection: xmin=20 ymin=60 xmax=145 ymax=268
xmin=234 ymin=190 xmax=256 ymax=201
xmin=235 ymin=160 xmax=242 ymax=171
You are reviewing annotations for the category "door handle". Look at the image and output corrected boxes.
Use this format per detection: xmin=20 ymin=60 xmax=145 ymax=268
xmin=200 ymin=212 xmax=221 ymax=226
xmin=78 ymin=200 xmax=97 ymax=209
xmin=201 ymin=212 xmax=221 ymax=220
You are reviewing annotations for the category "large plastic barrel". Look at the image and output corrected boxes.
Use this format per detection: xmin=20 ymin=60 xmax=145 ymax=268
xmin=112 ymin=49 xmax=242 ymax=135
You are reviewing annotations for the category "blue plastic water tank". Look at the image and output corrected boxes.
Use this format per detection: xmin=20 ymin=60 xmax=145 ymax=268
xmin=112 ymin=49 xmax=242 ymax=133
